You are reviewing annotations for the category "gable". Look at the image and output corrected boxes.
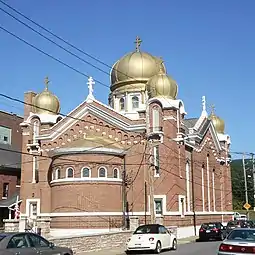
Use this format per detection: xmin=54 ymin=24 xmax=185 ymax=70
xmin=38 ymin=100 xmax=146 ymax=141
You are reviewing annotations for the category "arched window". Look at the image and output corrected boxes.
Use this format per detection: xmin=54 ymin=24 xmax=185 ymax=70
xmin=81 ymin=167 xmax=90 ymax=178
xmin=113 ymin=168 xmax=119 ymax=178
xmin=119 ymin=98 xmax=125 ymax=111
xmin=66 ymin=168 xmax=74 ymax=178
xmin=98 ymin=167 xmax=107 ymax=178
xmin=152 ymin=108 xmax=160 ymax=132
xmin=132 ymin=96 xmax=139 ymax=109
xmin=55 ymin=169 xmax=60 ymax=180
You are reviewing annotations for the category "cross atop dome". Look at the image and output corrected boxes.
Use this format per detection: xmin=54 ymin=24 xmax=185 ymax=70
xmin=134 ymin=36 xmax=142 ymax=52
xmin=44 ymin=76 xmax=50 ymax=91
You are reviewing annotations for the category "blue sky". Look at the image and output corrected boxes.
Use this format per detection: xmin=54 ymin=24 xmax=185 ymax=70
xmin=0 ymin=0 xmax=253 ymax=156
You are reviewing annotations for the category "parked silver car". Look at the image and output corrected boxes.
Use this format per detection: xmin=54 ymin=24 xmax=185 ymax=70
xmin=0 ymin=232 xmax=73 ymax=255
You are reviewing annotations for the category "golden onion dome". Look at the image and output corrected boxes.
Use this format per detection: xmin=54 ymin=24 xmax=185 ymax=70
xmin=110 ymin=36 xmax=166 ymax=92
xmin=33 ymin=77 xmax=60 ymax=115
xmin=208 ymin=105 xmax=225 ymax=134
xmin=147 ymin=60 xmax=178 ymax=99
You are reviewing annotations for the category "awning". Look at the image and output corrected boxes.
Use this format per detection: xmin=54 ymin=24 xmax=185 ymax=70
xmin=0 ymin=191 xmax=21 ymax=208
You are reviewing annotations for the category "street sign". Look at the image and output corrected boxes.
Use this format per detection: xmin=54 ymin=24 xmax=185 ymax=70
xmin=243 ymin=203 xmax=251 ymax=210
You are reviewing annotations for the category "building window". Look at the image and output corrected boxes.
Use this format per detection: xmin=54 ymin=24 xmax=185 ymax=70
xmin=0 ymin=126 xmax=11 ymax=144
xmin=55 ymin=169 xmax=60 ymax=180
xmin=132 ymin=96 xmax=139 ymax=109
xmin=98 ymin=167 xmax=107 ymax=178
xmin=186 ymin=162 xmax=191 ymax=212
xmin=154 ymin=199 xmax=163 ymax=215
xmin=154 ymin=145 xmax=160 ymax=176
xmin=81 ymin=167 xmax=90 ymax=178
xmin=29 ymin=202 xmax=38 ymax=218
xmin=119 ymin=98 xmax=125 ymax=111
xmin=113 ymin=168 xmax=119 ymax=178
xmin=2 ymin=183 xmax=9 ymax=198
xmin=32 ymin=156 xmax=39 ymax=183
xmin=207 ymin=155 xmax=210 ymax=211
xmin=152 ymin=108 xmax=160 ymax=132
xmin=201 ymin=164 xmax=205 ymax=212
xmin=66 ymin=168 xmax=74 ymax=178
xmin=212 ymin=169 xmax=216 ymax=211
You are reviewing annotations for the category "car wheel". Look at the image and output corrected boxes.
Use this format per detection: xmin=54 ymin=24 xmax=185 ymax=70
xmin=155 ymin=241 xmax=162 ymax=254
xmin=172 ymin=239 xmax=177 ymax=250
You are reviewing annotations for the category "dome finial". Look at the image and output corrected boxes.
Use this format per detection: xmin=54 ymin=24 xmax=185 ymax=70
xmin=44 ymin=76 xmax=50 ymax=91
xmin=134 ymin=36 xmax=142 ymax=52
xmin=158 ymin=57 xmax=164 ymax=73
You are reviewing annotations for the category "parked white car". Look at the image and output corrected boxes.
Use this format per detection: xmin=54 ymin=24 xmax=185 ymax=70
xmin=125 ymin=224 xmax=177 ymax=254
xmin=233 ymin=212 xmax=247 ymax=221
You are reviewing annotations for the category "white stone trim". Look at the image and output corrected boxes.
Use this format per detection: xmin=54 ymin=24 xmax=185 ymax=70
xmin=27 ymin=210 xmax=235 ymax=218
xmin=206 ymin=156 xmax=211 ymax=211
xmin=50 ymin=177 xmax=122 ymax=185
xmin=25 ymin=198 xmax=40 ymax=218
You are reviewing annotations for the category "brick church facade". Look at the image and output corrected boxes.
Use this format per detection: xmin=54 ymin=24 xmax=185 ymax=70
xmin=19 ymin=38 xmax=233 ymax=236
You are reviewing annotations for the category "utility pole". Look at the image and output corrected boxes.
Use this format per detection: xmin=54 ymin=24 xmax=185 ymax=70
xmin=251 ymin=153 xmax=255 ymax=211
xmin=122 ymin=155 xmax=127 ymax=229
xmin=242 ymin=153 xmax=249 ymax=213
xmin=148 ymin=143 xmax=155 ymax=224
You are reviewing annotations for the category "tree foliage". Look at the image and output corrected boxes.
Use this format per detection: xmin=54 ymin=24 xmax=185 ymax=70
xmin=231 ymin=159 xmax=254 ymax=210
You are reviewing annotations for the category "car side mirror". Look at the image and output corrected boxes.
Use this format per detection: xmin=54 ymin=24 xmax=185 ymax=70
xmin=49 ymin=242 xmax=54 ymax=248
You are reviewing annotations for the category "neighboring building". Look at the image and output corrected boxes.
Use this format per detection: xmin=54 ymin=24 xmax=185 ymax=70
xmin=0 ymin=110 xmax=22 ymax=227
xmin=19 ymin=38 xmax=233 ymax=237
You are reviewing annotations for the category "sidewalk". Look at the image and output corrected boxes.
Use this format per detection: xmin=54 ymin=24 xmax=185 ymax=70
xmin=78 ymin=236 xmax=197 ymax=255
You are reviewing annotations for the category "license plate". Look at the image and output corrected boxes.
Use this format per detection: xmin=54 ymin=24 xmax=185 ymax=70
xmin=135 ymin=243 xmax=141 ymax=246
xmin=206 ymin=230 xmax=210 ymax=233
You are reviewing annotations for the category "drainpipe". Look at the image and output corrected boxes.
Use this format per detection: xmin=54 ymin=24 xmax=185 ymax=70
xmin=122 ymin=155 xmax=127 ymax=229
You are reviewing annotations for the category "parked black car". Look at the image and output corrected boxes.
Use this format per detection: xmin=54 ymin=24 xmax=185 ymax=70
xmin=225 ymin=220 xmax=254 ymax=235
xmin=198 ymin=222 xmax=226 ymax=241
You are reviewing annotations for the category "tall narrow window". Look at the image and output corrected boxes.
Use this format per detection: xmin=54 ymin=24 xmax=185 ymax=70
xmin=154 ymin=145 xmax=160 ymax=176
xmin=113 ymin=168 xmax=119 ymax=178
xmin=201 ymin=164 xmax=205 ymax=211
xmin=2 ymin=183 xmax=9 ymax=198
xmin=132 ymin=96 xmax=139 ymax=109
xmin=55 ymin=169 xmax=60 ymax=180
xmin=66 ymin=168 xmax=74 ymax=178
xmin=186 ymin=162 xmax=191 ymax=212
xmin=212 ymin=169 xmax=216 ymax=211
xmin=119 ymin=98 xmax=125 ymax=111
xmin=81 ymin=167 xmax=90 ymax=178
xmin=33 ymin=120 xmax=39 ymax=143
xmin=32 ymin=156 xmax=39 ymax=183
xmin=207 ymin=155 xmax=211 ymax=211
xmin=29 ymin=202 xmax=38 ymax=219
xmin=152 ymin=108 xmax=160 ymax=132
xmin=154 ymin=199 xmax=163 ymax=215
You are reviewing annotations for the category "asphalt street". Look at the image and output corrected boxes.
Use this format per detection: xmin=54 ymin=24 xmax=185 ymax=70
xmin=163 ymin=240 xmax=221 ymax=255
xmin=83 ymin=240 xmax=222 ymax=255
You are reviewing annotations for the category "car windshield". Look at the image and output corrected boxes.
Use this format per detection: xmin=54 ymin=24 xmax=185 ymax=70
xmin=227 ymin=229 xmax=255 ymax=242
xmin=201 ymin=223 xmax=218 ymax=229
xmin=134 ymin=225 xmax=159 ymax=234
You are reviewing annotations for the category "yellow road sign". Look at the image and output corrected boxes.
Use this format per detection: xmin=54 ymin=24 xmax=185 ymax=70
xmin=243 ymin=203 xmax=251 ymax=210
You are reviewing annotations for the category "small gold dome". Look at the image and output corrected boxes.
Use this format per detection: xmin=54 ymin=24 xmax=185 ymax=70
xmin=33 ymin=77 xmax=60 ymax=115
xmin=208 ymin=105 xmax=225 ymax=134
xmin=110 ymin=36 xmax=166 ymax=92
xmin=147 ymin=60 xmax=178 ymax=99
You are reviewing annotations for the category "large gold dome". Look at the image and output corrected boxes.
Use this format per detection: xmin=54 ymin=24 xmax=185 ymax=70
xmin=110 ymin=37 xmax=166 ymax=92
xmin=209 ymin=106 xmax=225 ymax=134
xmin=33 ymin=77 xmax=60 ymax=115
xmin=147 ymin=62 xmax=178 ymax=99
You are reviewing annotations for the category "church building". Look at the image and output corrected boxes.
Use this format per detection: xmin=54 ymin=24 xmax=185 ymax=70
xmin=18 ymin=37 xmax=233 ymax=237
